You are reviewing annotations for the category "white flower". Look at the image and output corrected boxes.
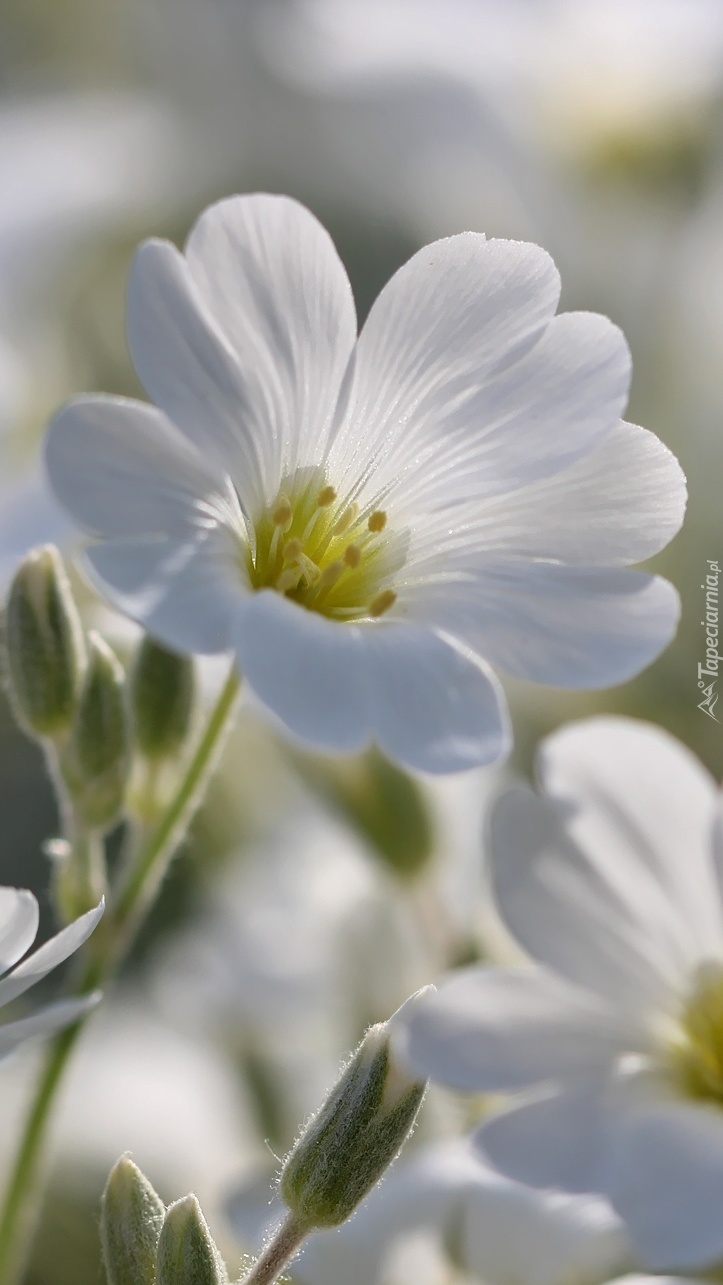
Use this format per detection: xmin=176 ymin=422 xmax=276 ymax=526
xmin=46 ymin=194 xmax=684 ymax=772
xmin=403 ymin=717 xmax=723 ymax=1272
xmin=228 ymin=1137 xmax=630 ymax=1285
xmin=0 ymin=888 xmax=102 ymax=1057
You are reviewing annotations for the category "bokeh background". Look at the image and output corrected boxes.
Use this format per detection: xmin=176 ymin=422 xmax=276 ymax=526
xmin=0 ymin=2 xmax=721 ymax=1281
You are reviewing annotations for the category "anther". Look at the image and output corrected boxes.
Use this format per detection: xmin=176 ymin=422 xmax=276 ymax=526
xmin=283 ymin=538 xmax=303 ymax=563
xmin=317 ymin=486 xmax=337 ymax=508
xmin=343 ymin=545 xmax=362 ymax=569
xmin=332 ymin=504 xmax=359 ymax=536
xmin=368 ymin=510 xmax=387 ymax=534
xmin=369 ymin=589 xmax=397 ymax=617
xmin=319 ymin=560 xmax=345 ymax=588
xmin=273 ymin=495 xmax=293 ymax=530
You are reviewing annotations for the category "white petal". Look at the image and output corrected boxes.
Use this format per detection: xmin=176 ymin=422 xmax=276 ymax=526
xmin=489 ymin=775 xmax=712 ymax=1013
xmin=127 ymin=239 xmax=273 ymax=514
xmin=86 ymin=530 xmax=243 ymax=656
xmin=0 ymin=889 xmax=38 ymax=976
xmin=327 ymin=235 xmax=563 ymax=506
xmin=365 ymin=625 xmax=510 ymax=772
xmin=45 ymin=395 xmax=234 ymax=539
xmin=231 ymin=591 xmax=372 ymax=753
xmin=402 ymin=966 xmax=632 ymax=1092
xmin=404 ymin=562 xmax=679 ymax=688
xmin=46 ymin=395 xmax=246 ymax=654
xmin=462 ymin=1164 xmax=629 ymax=1285
xmin=538 ymin=719 xmax=723 ymax=975
xmin=411 ymin=422 xmax=686 ymax=569
xmin=0 ymin=900 xmax=103 ymax=1009
xmin=0 ymin=991 xmax=101 ymax=1059
xmin=709 ymin=792 xmax=723 ymax=905
xmin=185 ymin=194 xmax=357 ymax=483
xmin=606 ymin=1101 xmax=723 ymax=1271
xmin=474 ymin=1081 xmax=612 ymax=1194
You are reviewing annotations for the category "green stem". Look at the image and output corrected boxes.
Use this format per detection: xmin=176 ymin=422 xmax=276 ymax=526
xmin=0 ymin=664 xmax=240 ymax=1285
xmin=113 ymin=665 xmax=240 ymax=946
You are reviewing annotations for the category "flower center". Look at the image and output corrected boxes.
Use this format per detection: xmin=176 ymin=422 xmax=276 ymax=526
xmin=245 ymin=468 xmax=404 ymax=621
xmin=669 ymin=961 xmax=723 ymax=1105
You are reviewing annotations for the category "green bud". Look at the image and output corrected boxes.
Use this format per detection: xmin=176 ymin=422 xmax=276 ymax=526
xmin=61 ymin=632 xmax=130 ymax=828
xmin=156 ymin=1195 xmax=228 ymax=1285
xmin=130 ymin=637 xmax=195 ymax=760
xmin=279 ymin=990 xmax=429 ymax=1229
xmin=100 ymin=1154 xmax=165 ymax=1285
xmin=4 ymin=545 xmax=85 ymax=738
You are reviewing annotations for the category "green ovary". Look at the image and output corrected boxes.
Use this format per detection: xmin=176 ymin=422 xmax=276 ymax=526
xmin=670 ymin=962 xmax=723 ymax=1105
xmin=245 ymin=467 xmax=404 ymax=621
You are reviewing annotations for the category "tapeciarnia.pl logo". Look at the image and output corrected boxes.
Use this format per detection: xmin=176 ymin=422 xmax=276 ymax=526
xmin=698 ymin=559 xmax=720 ymax=721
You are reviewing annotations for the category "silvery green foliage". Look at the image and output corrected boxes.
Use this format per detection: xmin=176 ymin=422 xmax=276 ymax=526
xmin=101 ymin=1155 xmax=165 ymax=1285
xmin=60 ymin=632 xmax=130 ymax=829
xmin=280 ymin=994 xmax=428 ymax=1229
xmin=4 ymin=544 xmax=85 ymax=739
xmin=156 ymin=1195 xmax=228 ymax=1285
xmin=130 ymin=636 xmax=196 ymax=761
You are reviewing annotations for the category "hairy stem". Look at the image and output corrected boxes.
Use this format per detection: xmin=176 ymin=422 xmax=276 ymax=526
xmin=240 ymin=1214 xmax=309 ymax=1285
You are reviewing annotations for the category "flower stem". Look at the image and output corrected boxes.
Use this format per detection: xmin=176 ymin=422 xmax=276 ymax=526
xmin=240 ymin=1214 xmax=309 ymax=1285
xmin=0 ymin=664 xmax=241 ymax=1285
xmin=112 ymin=665 xmax=240 ymax=947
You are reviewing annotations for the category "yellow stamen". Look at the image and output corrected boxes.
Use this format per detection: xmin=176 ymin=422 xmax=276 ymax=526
xmin=369 ymin=589 xmax=397 ymax=617
xmin=283 ymin=538 xmax=303 ymax=563
xmin=317 ymin=485 xmax=337 ymax=507
xmin=318 ymin=560 xmax=345 ymax=588
xmin=332 ymin=503 xmax=359 ymax=536
xmin=273 ymin=495 xmax=293 ymax=529
xmin=276 ymin=567 xmax=302 ymax=593
xmin=297 ymin=553 xmax=321 ymax=585
xmin=343 ymin=544 xmax=362 ymax=569
xmin=368 ymin=510 xmax=387 ymax=534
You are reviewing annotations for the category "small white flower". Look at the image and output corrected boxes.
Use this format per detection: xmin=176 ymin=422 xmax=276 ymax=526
xmin=46 ymin=195 xmax=684 ymax=772
xmin=403 ymin=718 xmax=723 ymax=1272
xmin=0 ymin=888 xmax=102 ymax=1057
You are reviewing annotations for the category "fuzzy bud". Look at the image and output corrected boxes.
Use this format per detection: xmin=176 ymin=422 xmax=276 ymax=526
xmin=156 ymin=1195 xmax=228 ymax=1285
xmin=61 ymin=632 xmax=130 ymax=828
xmin=4 ymin=545 xmax=85 ymax=738
xmin=279 ymin=989 xmax=430 ymax=1229
xmin=100 ymin=1154 xmax=165 ymax=1285
xmin=130 ymin=637 xmax=195 ymax=760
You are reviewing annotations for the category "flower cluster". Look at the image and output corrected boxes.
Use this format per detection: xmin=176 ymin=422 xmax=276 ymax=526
xmin=0 ymin=190 xmax=701 ymax=1285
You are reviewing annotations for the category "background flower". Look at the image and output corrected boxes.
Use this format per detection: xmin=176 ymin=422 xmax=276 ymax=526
xmin=404 ymin=718 xmax=723 ymax=1272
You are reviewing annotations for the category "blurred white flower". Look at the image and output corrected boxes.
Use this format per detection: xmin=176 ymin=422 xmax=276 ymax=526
xmin=0 ymin=888 xmax=102 ymax=1057
xmin=404 ymin=718 xmax=723 ymax=1273
xmin=46 ymin=194 xmax=683 ymax=772
xmin=228 ymin=1137 xmax=630 ymax=1285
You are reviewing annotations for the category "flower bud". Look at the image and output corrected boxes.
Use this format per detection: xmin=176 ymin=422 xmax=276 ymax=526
xmin=279 ymin=990 xmax=430 ymax=1229
xmin=61 ymin=632 xmax=130 ymax=828
xmin=4 ymin=545 xmax=85 ymax=738
xmin=156 ymin=1195 xmax=228 ymax=1285
xmin=100 ymin=1154 xmax=165 ymax=1285
xmin=130 ymin=636 xmax=196 ymax=760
